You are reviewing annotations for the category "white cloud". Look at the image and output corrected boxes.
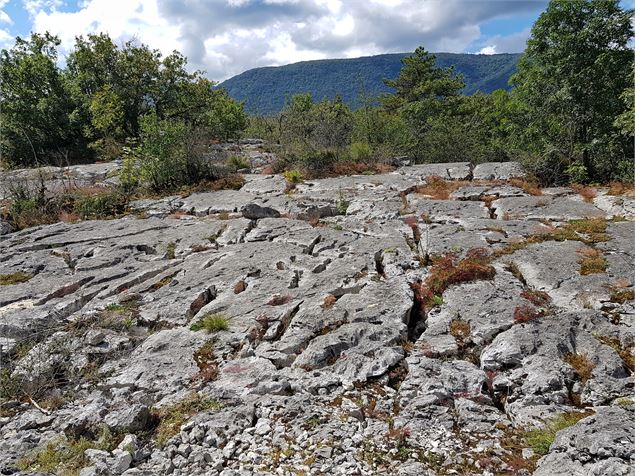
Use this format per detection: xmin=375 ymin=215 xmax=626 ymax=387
xmin=479 ymin=45 xmax=497 ymax=55
xmin=0 ymin=0 xmax=12 ymax=24
xmin=475 ymin=27 xmax=532 ymax=55
xmin=26 ymin=0 xmax=546 ymax=81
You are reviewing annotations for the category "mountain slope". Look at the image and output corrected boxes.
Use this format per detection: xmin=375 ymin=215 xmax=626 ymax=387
xmin=221 ymin=52 xmax=521 ymax=115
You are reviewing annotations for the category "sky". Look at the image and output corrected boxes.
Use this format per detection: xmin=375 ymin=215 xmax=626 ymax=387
xmin=0 ymin=0 xmax=615 ymax=82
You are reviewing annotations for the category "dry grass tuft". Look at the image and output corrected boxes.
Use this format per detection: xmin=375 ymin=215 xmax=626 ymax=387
xmin=564 ymin=353 xmax=595 ymax=384
xmin=513 ymin=304 xmax=543 ymax=323
xmin=411 ymin=248 xmax=496 ymax=313
xmin=509 ymin=177 xmax=543 ymax=196
xmin=571 ymin=184 xmax=598 ymax=202
xmin=607 ymin=181 xmax=634 ymax=196
xmin=321 ymin=294 xmax=337 ymax=309
xmin=576 ymin=247 xmax=608 ymax=275
xmin=268 ymin=294 xmax=293 ymax=306
xmin=414 ymin=176 xmax=467 ymax=200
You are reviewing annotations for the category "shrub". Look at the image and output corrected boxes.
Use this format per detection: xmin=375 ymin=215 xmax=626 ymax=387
xmin=190 ymin=313 xmax=230 ymax=333
xmin=73 ymin=190 xmax=127 ymax=219
xmin=524 ymin=412 xmax=593 ymax=455
xmin=227 ymin=155 xmax=250 ymax=171
xmin=348 ymin=142 xmax=373 ymax=162
xmin=122 ymin=114 xmax=226 ymax=193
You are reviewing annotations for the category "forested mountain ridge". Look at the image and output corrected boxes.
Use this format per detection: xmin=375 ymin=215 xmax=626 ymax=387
xmin=220 ymin=52 xmax=521 ymax=114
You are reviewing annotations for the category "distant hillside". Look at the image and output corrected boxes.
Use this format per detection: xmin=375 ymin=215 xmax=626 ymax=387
xmin=221 ymin=52 xmax=521 ymax=115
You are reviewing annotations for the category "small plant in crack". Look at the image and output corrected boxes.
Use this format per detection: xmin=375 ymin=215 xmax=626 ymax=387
xmin=0 ymin=272 xmax=32 ymax=285
xmin=336 ymin=188 xmax=349 ymax=215
xmin=577 ymin=247 xmax=608 ymax=275
xmin=165 ymin=241 xmax=176 ymax=259
xmin=563 ymin=353 xmax=595 ymax=384
xmin=520 ymin=288 xmax=551 ymax=307
xmin=524 ymin=411 xmax=593 ymax=455
xmin=192 ymin=340 xmax=219 ymax=382
xmin=513 ymin=304 xmax=544 ymax=323
xmin=268 ymin=294 xmax=293 ymax=306
xmin=190 ymin=313 xmax=230 ymax=333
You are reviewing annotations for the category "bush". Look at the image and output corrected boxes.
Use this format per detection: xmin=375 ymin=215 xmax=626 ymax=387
xmin=348 ymin=142 xmax=373 ymax=162
xmin=227 ymin=155 xmax=250 ymax=171
xmin=122 ymin=114 xmax=225 ymax=193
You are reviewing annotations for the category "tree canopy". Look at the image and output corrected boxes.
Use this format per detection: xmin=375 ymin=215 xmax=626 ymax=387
xmin=0 ymin=33 xmax=246 ymax=167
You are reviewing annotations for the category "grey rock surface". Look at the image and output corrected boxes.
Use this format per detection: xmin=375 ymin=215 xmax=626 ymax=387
xmin=2 ymin=160 xmax=635 ymax=476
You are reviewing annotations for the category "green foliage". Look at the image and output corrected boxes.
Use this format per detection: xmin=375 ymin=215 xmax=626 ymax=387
xmin=227 ymin=155 xmax=251 ymax=171
xmin=511 ymin=0 xmax=634 ymax=183
xmin=190 ymin=313 xmax=230 ymax=333
xmin=283 ymin=170 xmax=304 ymax=185
xmin=17 ymin=426 xmax=119 ymax=476
xmin=154 ymin=393 xmax=221 ymax=447
xmin=73 ymin=190 xmax=127 ymax=219
xmin=382 ymin=47 xmax=466 ymax=161
xmin=1 ymin=32 xmax=247 ymax=167
xmin=348 ymin=142 xmax=373 ymax=162
xmin=221 ymin=52 xmax=521 ymax=115
xmin=0 ymin=33 xmax=86 ymax=167
xmin=122 ymin=113 xmax=225 ymax=192
xmin=525 ymin=412 xmax=593 ymax=455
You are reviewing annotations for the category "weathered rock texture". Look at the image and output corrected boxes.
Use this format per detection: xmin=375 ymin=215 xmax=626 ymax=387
xmin=1 ymin=161 xmax=634 ymax=476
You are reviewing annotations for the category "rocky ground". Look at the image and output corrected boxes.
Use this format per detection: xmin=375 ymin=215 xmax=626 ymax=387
xmin=1 ymin=159 xmax=634 ymax=476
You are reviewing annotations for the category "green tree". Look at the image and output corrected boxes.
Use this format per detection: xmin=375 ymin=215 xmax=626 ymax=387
xmin=383 ymin=47 xmax=465 ymax=161
xmin=0 ymin=33 xmax=84 ymax=167
xmin=511 ymin=0 xmax=634 ymax=183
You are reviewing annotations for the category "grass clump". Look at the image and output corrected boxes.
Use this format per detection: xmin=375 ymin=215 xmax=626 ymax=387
xmin=595 ymin=335 xmax=635 ymax=373
xmin=165 ymin=241 xmax=176 ymax=259
xmin=154 ymin=393 xmax=221 ymax=447
xmin=190 ymin=313 xmax=230 ymax=333
xmin=410 ymin=248 xmax=496 ymax=313
xmin=79 ymin=299 xmax=141 ymax=332
xmin=576 ymin=247 xmax=608 ymax=275
xmin=414 ymin=175 xmax=465 ymax=200
xmin=283 ymin=170 xmax=304 ymax=185
xmin=563 ymin=353 xmax=595 ymax=384
xmin=227 ymin=155 xmax=251 ymax=171
xmin=0 ymin=272 xmax=32 ymax=285
xmin=17 ymin=426 xmax=118 ymax=476
xmin=513 ymin=303 xmax=547 ymax=323
xmin=525 ymin=411 xmax=593 ymax=455
xmin=192 ymin=339 xmax=220 ymax=382
xmin=509 ymin=177 xmax=543 ymax=196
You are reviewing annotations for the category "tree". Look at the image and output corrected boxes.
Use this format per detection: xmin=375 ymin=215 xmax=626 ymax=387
xmin=511 ymin=0 xmax=634 ymax=183
xmin=0 ymin=33 xmax=84 ymax=167
xmin=383 ymin=47 xmax=465 ymax=161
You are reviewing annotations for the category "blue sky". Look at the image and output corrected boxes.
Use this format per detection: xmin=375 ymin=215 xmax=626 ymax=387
xmin=0 ymin=1 xmax=624 ymax=81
